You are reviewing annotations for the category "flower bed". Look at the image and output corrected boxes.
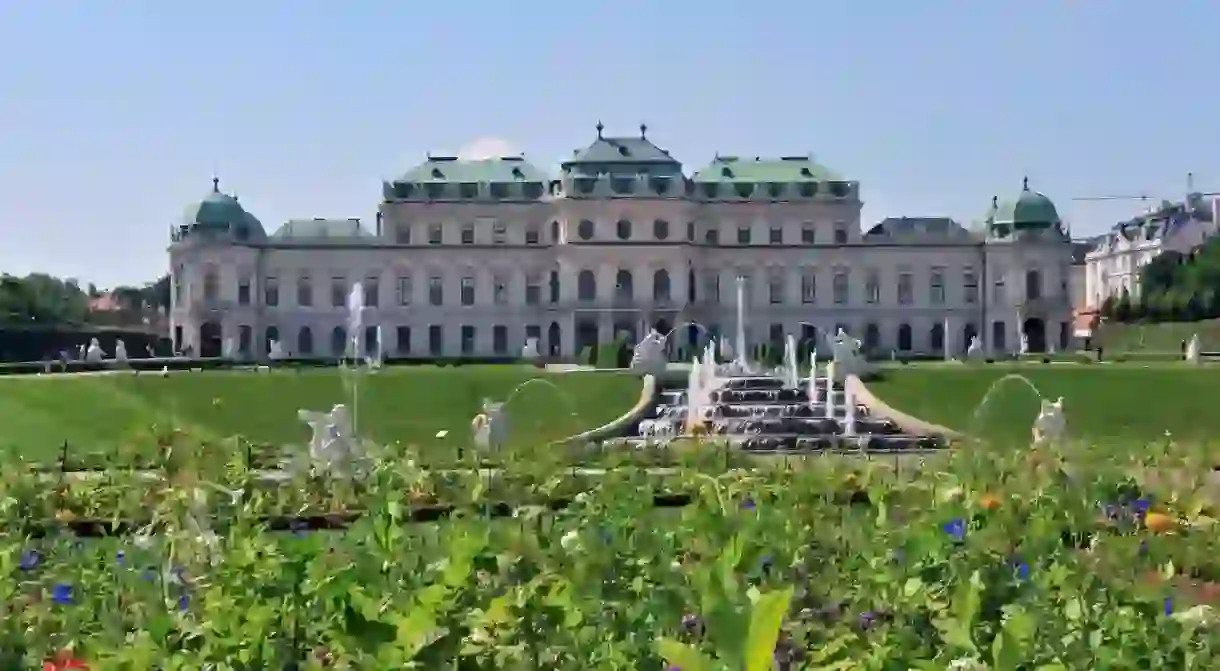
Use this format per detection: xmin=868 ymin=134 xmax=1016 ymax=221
xmin=3 ymin=436 xmax=1220 ymax=667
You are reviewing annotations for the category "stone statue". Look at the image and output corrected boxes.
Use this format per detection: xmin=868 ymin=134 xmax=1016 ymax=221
xmin=826 ymin=328 xmax=874 ymax=381
xmin=630 ymin=329 xmax=668 ymax=377
xmin=471 ymin=398 xmax=508 ymax=451
xmin=84 ymin=338 xmax=105 ymax=364
xmin=1019 ymin=332 xmax=1029 ymax=356
xmin=222 ymin=337 xmax=236 ymax=359
xmin=1032 ymin=397 xmax=1066 ymax=447
xmin=966 ymin=336 xmax=985 ymax=361
xmin=521 ymin=337 xmax=540 ymax=361
xmin=1186 ymin=334 xmax=1201 ymax=364
xmin=268 ymin=339 xmax=286 ymax=360
xmin=114 ymin=339 xmax=128 ymax=365
xmin=296 ymin=404 xmax=364 ymax=475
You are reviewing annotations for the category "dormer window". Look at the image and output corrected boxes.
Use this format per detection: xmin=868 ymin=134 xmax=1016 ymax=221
xmin=617 ymin=145 xmax=630 ymax=156
xmin=829 ymin=182 xmax=849 ymax=198
xmin=734 ymin=182 xmax=755 ymax=198
xmin=799 ymin=167 xmax=813 ymax=178
xmin=511 ymin=167 xmax=525 ymax=180
xmin=430 ymin=168 xmax=444 ymax=179
xmin=767 ymin=182 xmax=784 ymax=198
xmin=798 ymin=183 xmax=817 ymax=198
xmin=702 ymin=183 xmax=720 ymax=199
xmin=721 ymin=167 xmax=734 ymax=178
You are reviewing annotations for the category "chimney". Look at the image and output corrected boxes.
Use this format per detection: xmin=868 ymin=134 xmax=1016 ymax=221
xmin=376 ymin=211 xmax=383 ymax=237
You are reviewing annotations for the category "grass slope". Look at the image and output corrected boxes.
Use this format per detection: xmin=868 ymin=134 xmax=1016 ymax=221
xmin=867 ymin=364 xmax=1220 ymax=444
xmin=1096 ymin=319 xmax=1220 ymax=354
xmin=0 ymin=365 xmax=641 ymax=459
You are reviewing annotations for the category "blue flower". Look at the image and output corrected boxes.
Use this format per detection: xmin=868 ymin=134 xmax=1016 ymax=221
xmin=1133 ymin=498 xmax=1152 ymax=515
xmin=51 ymin=583 xmax=73 ymax=605
xmin=1012 ymin=560 xmax=1031 ymax=581
xmin=178 ymin=594 xmax=190 ymax=611
xmin=1139 ymin=540 xmax=1149 ymax=556
xmin=760 ymin=555 xmax=774 ymax=573
xmin=115 ymin=550 xmax=126 ymax=564
xmin=140 ymin=569 xmax=157 ymax=582
xmin=1164 ymin=598 xmax=1174 ymax=616
xmin=18 ymin=549 xmax=42 ymax=572
xmin=741 ymin=499 xmax=756 ymax=511
xmin=942 ymin=518 xmax=966 ymax=541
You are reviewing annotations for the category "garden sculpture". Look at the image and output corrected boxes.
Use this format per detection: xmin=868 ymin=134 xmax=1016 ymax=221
xmin=1031 ymin=396 xmax=1066 ymax=447
xmin=629 ymin=329 xmax=668 ymax=377
xmin=966 ymin=336 xmax=985 ymax=361
xmin=1186 ymin=333 xmax=1201 ymax=364
xmin=521 ymin=337 xmax=540 ymax=360
xmin=471 ymin=398 xmax=508 ymax=451
xmin=114 ymin=339 xmax=129 ymax=365
xmin=828 ymin=328 xmax=874 ymax=380
xmin=268 ymin=339 xmax=286 ymax=360
xmin=85 ymin=338 xmax=105 ymax=363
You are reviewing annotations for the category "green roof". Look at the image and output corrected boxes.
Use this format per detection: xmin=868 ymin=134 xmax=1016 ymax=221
xmin=271 ymin=218 xmax=375 ymax=240
xmin=561 ymin=123 xmax=683 ymax=177
xmin=691 ymin=156 xmax=841 ymax=183
xmin=395 ymin=156 xmax=549 ymax=184
xmin=992 ymin=178 xmax=1061 ymax=228
xmin=180 ymin=178 xmax=265 ymax=237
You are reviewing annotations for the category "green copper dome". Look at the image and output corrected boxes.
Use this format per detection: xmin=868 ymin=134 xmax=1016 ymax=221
xmin=180 ymin=178 xmax=265 ymax=239
xmin=993 ymin=177 xmax=1060 ymax=229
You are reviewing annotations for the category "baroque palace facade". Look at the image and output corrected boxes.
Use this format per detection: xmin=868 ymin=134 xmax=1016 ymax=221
xmin=168 ymin=124 xmax=1076 ymax=360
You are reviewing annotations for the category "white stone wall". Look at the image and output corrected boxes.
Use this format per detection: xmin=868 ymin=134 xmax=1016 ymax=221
xmin=170 ymin=198 xmax=1076 ymax=358
xmin=1083 ymin=238 xmax=1160 ymax=308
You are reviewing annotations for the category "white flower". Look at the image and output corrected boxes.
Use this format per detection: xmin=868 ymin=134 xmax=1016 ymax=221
xmin=1173 ymin=604 xmax=1218 ymax=628
xmin=560 ymin=530 xmax=581 ymax=552
xmin=947 ymin=657 xmax=988 ymax=671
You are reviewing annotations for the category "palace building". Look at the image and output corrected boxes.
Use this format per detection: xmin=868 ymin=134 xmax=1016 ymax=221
xmin=168 ymin=124 xmax=1076 ymax=360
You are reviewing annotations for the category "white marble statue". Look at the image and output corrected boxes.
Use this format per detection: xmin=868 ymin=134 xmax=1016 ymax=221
xmin=471 ymin=398 xmax=508 ymax=451
xmin=1032 ymin=397 xmax=1066 ymax=447
xmin=268 ymin=339 xmax=286 ymax=360
xmin=1186 ymin=333 xmax=1201 ymax=364
xmin=521 ymin=337 xmax=540 ymax=361
xmin=222 ymin=337 xmax=236 ymax=359
xmin=84 ymin=338 xmax=105 ymax=364
xmin=1019 ymin=332 xmax=1029 ymax=356
xmin=966 ymin=336 xmax=985 ymax=361
xmin=296 ymin=404 xmax=365 ymax=475
xmin=827 ymin=328 xmax=874 ymax=380
xmin=630 ymin=329 xmax=668 ymax=377
xmin=78 ymin=344 xmax=86 ymax=360
xmin=113 ymin=339 xmax=128 ymax=365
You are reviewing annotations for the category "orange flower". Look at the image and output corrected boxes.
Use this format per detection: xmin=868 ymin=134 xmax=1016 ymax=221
xmin=979 ymin=493 xmax=1002 ymax=511
xmin=54 ymin=510 xmax=76 ymax=523
xmin=1144 ymin=512 xmax=1179 ymax=533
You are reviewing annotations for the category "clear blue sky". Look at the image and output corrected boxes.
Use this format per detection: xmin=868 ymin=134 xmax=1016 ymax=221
xmin=3 ymin=1 xmax=1218 ymax=288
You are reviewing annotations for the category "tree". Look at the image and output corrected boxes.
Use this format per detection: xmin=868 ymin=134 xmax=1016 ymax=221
xmin=1099 ymin=295 xmax=1116 ymax=320
xmin=1114 ymin=289 xmax=1132 ymax=323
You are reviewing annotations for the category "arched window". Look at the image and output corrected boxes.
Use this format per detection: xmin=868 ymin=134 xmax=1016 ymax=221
xmin=264 ymin=326 xmax=280 ymax=355
xmin=550 ymin=220 xmax=560 ymax=243
xmin=897 ymin=324 xmax=913 ymax=352
xmin=615 ymin=269 xmax=633 ymax=300
xmin=577 ymin=270 xmax=597 ymax=301
xmin=653 ymin=219 xmax=669 ymax=240
xmin=331 ymin=326 xmax=347 ymax=356
xmin=653 ymin=269 xmax=671 ymax=302
xmin=864 ymin=323 xmax=881 ymax=351
xmin=616 ymin=219 xmax=632 ymax=240
xmin=298 ymin=326 xmax=313 ymax=355
xmin=577 ymin=220 xmax=594 ymax=240
xmin=930 ymin=323 xmax=944 ymax=352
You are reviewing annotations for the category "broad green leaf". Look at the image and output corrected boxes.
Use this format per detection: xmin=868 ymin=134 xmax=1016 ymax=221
xmin=745 ymin=587 xmax=793 ymax=671
xmin=656 ymin=637 xmax=715 ymax=671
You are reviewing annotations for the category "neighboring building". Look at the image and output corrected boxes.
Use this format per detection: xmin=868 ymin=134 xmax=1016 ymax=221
xmin=1082 ymin=194 xmax=1219 ymax=308
xmin=168 ymin=125 xmax=1077 ymax=360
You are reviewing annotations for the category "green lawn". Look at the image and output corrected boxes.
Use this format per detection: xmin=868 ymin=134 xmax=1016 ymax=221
xmin=867 ymin=363 xmax=1220 ymax=445
xmin=0 ymin=365 xmax=642 ymax=460
xmin=1095 ymin=319 xmax=1220 ymax=354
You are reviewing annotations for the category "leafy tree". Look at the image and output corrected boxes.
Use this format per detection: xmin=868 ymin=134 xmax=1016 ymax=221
xmin=1099 ymin=295 xmax=1116 ymax=320
xmin=1114 ymin=290 xmax=1132 ymax=323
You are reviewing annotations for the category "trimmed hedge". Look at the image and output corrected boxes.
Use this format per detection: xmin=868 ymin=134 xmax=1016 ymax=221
xmin=0 ymin=355 xmax=538 ymax=377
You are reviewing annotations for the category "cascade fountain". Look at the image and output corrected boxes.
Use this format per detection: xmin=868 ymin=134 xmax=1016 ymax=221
xmin=733 ymin=275 xmax=749 ymax=374
xmin=784 ymin=334 xmax=800 ymax=390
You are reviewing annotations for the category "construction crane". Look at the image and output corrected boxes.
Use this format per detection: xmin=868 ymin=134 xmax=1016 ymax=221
xmin=1071 ymin=173 xmax=1220 ymax=205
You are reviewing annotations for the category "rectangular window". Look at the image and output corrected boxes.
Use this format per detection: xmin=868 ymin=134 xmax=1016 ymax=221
xmin=834 ymin=222 xmax=849 ymax=244
xmin=737 ymin=226 xmax=751 ymax=244
xmin=768 ymin=269 xmax=785 ymax=304
xmin=428 ymin=276 xmax=443 ymax=306
xmin=800 ymin=270 xmax=816 ymax=304
xmin=525 ymin=226 xmax=540 ymax=245
xmin=428 ymin=224 xmax=442 ymax=245
xmin=396 ymin=275 xmax=412 ymax=306
xmin=461 ymin=223 xmax=475 ymax=245
xmin=396 ymin=326 xmax=411 ymax=354
xmin=525 ymin=273 xmax=541 ymax=305
xmin=525 ymin=324 xmax=542 ymax=347
xmin=705 ymin=228 xmax=719 ymax=245
xmin=769 ymin=227 xmax=783 ymax=244
xmin=993 ymin=276 xmax=1007 ymax=303
xmin=264 ymin=277 xmax=279 ymax=307
xmin=202 ymin=271 xmax=218 ymax=302
xmin=833 ymin=270 xmax=849 ymax=305
xmin=395 ymin=224 xmax=411 ymax=244
xmin=297 ymin=275 xmax=312 ymax=307
xmin=460 ymin=325 xmax=475 ymax=355
xmin=703 ymin=271 xmax=720 ymax=304
xmin=897 ymin=272 xmax=913 ymax=305
xmin=801 ymin=223 xmax=815 ymax=244
xmin=428 ymin=325 xmax=443 ymax=355
xmin=493 ymin=275 xmax=508 ymax=304
xmin=930 ymin=267 xmax=945 ymax=305
xmin=865 ymin=270 xmax=880 ymax=304
xmin=237 ymin=278 xmax=251 ymax=306
xmin=769 ymin=323 xmax=784 ymax=346
xmin=963 ymin=268 xmax=978 ymax=304
xmin=461 ymin=276 xmax=475 ymax=306
xmin=330 ymin=277 xmax=346 ymax=307
xmin=492 ymin=222 xmax=507 ymax=245
xmin=492 ymin=325 xmax=508 ymax=354
xmin=364 ymin=277 xmax=380 ymax=308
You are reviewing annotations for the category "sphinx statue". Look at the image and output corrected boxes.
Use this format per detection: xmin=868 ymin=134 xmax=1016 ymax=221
xmin=629 ymin=329 xmax=668 ymax=377
xmin=826 ymin=328 xmax=874 ymax=381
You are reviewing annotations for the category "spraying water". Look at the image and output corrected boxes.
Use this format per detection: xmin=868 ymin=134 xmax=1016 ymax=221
xmin=503 ymin=378 xmax=581 ymax=417
xmin=734 ymin=276 xmax=749 ymax=372
xmin=686 ymin=356 xmax=703 ymax=432
xmin=784 ymin=334 xmax=799 ymax=389
xmin=969 ymin=373 xmax=1045 ymax=439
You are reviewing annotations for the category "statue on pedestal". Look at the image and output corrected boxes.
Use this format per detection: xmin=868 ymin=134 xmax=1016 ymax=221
xmin=629 ymin=329 xmax=668 ymax=377
xmin=1186 ymin=334 xmax=1201 ymax=364
xmin=966 ymin=336 xmax=985 ymax=361
xmin=471 ymin=399 xmax=508 ymax=451
xmin=826 ymin=328 xmax=874 ymax=380
xmin=114 ymin=339 xmax=129 ymax=365
xmin=85 ymin=338 xmax=105 ymax=364
xmin=1032 ymin=397 xmax=1066 ymax=447
xmin=521 ymin=337 xmax=540 ymax=361
xmin=268 ymin=339 xmax=286 ymax=361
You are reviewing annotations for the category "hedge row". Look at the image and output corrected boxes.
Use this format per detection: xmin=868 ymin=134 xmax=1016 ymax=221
xmin=0 ymin=355 xmax=542 ymax=377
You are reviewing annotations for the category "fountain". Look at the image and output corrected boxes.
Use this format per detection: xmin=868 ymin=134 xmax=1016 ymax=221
xmin=292 ymin=404 xmax=368 ymax=477
xmin=943 ymin=318 xmax=952 ymax=362
xmin=826 ymin=328 xmax=874 ymax=381
xmin=1031 ymin=397 xmax=1066 ymax=447
xmin=783 ymin=334 xmax=800 ymax=390
xmin=1186 ymin=333 xmax=1201 ymax=364
xmin=222 ymin=337 xmax=236 ymax=360
xmin=685 ymin=356 xmax=705 ymax=433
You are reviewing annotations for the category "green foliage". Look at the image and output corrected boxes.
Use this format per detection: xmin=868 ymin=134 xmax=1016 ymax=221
xmin=5 ymin=436 xmax=1220 ymax=667
xmin=1114 ymin=290 xmax=1133 ymax=323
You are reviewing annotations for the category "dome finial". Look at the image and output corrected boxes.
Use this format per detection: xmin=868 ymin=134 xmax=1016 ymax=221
xmin=991 ymin=195 xmax=998 ymax=208
xmin=1022 ymin=175 xmax=1030 ymax=191
xmin=639 ymin=122 xmax=647 ymax=139
xmin=595 ymin=121 xmax=604 ymax=139
xmin=212 ymin=176 xmax=220 ymax=192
